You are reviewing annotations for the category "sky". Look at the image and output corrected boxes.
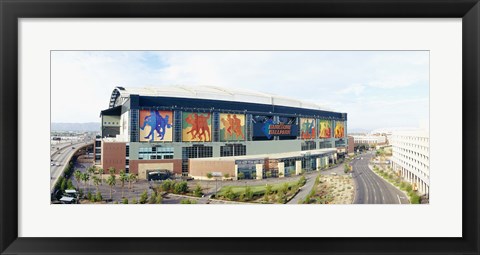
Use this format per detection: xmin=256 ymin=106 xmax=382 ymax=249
xmin=51 ymin=51 xmax=429 ymax=131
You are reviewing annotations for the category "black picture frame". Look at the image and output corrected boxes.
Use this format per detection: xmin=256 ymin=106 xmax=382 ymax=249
xmin=1 ymin=0 xmax=479 ymax=254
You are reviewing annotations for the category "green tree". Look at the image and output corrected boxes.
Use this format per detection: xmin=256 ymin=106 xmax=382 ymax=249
xmin=67 ymin=179 xmax=74 ymax=190
xmin=74 ymin=170 xmax=82 ymax=190
xmin=97 ymin=167 xmax=104 ymax=186
xmin=92 ymin=175 xmax=101 ymax=193
xmin=87 ymin=166 xmax=96 ymax=188
xmin=108 ymin=167 xmax=116 ymax=176
xmin=60 ymin=178 xmax=67 ymax=192
xmin=128 ymin=173 xmax=137 ymax=191
xmin=81 ymin=172 xmax=90 ymax=192
xmin=139 ymin=190 xmax=148 ymax=204
xmin=106 ymin=175 xmax=116 ymax=200
xmin=119 ymin=170 xmax=128 ymax=198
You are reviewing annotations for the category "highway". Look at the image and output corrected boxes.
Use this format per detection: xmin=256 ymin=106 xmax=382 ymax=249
xmin=50 ymin=141 xmax=92 ymax=192
xmin=352 ymin=152 xmax=409 ymax=204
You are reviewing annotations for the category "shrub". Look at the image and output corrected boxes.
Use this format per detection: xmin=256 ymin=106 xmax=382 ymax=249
xmin=180 ymin=199 xmax=196 ymax=204
xmin=298 ymin=176 xmax=306 ymax=187
xmin=139 ymin=190 xmax=148 ymax=204
xmin=131 ymin=198 xmax=137 ymax=204
xmin=87 ymin=192 xmax=92 ymax=201
xmin=238 ymin=193 xmax=245 ymax=202
xmin=122 ymin=198 xmax=128 ymax=204
xmin=265 ymin=184 xmax=273 ymax=195
xmin=156 ymin=193 xmax=162 ymax=204
xmin=410 ymin=193 xmax=420 ymax=204
xmin=245 ymin=186 xmax=254 ymax=201
xmin=224 ymin=187 xmax=236 ymax=201
xmin=95 ymin=192 xmax=103 ymax=202
xmin=405 ymin=184 xmax=413 ymax=192
xmin=161 ymin=180 xmax=174 ymax=192
xmin=149 ymin=192 xmax=157 ymax=204
xmin=173 ymin=181 xmax=188 ymax=194
xmin=193 ymin=184 xmax=203 ymax=197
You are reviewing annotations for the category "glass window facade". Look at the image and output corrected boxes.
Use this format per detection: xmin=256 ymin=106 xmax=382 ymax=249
xmin=220 ymin=144 xmax=247 ymax=157
xmin=236 ymin=159 xmax=264 ymax=179
xmin=138 ymin=146 xmax=174 ymax=160
xmin=182 ymin=145 xmax=213 ymax=176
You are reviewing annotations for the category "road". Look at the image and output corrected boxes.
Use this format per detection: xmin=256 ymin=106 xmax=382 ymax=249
xmin=50 ymin=141 xmax=92 ymax=191
xmin=352 ymin=152 xmax=409 ymax=204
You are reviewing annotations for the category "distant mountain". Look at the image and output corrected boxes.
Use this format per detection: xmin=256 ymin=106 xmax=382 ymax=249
xmin=51 ymin=122 xmax=100 ymax=132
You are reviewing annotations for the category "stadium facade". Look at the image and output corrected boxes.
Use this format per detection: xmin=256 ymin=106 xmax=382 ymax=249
xmin=95 ymin=86 xmax=348 ymax=180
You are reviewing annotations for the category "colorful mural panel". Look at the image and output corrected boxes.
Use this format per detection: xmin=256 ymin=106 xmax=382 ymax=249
xmin=139 ymin=110 xmax=173 ymax=142
xmin=318 ymin=120 xmax=332 ymax=139
xmin=300 ymin=118 xmax=316 ymax=139
xmin=182 ymin=112 xmax=212 ymax=142
xmin=334 ymin=121 xmax=345 ymax=138
xmin=219 ymin=113 xmax=245 ymax=141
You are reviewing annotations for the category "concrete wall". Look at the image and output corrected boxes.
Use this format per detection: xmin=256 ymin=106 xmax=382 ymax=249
xmin=189 ymin=159 xmax=236 ymax=180
xmin=137 ymin=162 xmax=174 ymax=180
xmin=129 ymin=159 xmax=182 ymax=176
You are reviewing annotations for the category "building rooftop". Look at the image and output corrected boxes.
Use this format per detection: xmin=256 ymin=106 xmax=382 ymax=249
xmin=109 ymin=85 xmax=332 ymax=111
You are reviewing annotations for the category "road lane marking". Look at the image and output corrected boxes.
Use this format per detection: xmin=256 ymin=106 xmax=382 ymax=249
xmin=397 ymin=194 xmax=402 ymax=204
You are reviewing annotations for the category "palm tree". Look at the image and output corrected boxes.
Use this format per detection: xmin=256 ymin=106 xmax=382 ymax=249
xmin=80 ymin=172 xmax=90 ymax=192
xmin=106 ymin=175 xmax=116 ymax=200
xmin=87 ymin=166 xmax=95 ymax=188
xmin=74 ymin=170 xmax=82 ymax=190
xmin=128 ymin=174 xmax=137 ymax=191
xmin=119 ymin=170 xmax=128 ymax=198
xmin=108 ymin=167 xmax=116 ymax=176
xmin=93 ymin=175 xmax=101 ymax=193
xmin=97 ymin=167 xmax=104 ymax=184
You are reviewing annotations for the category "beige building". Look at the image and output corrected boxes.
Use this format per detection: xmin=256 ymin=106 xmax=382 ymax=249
xmin=390 ymin=129 xmax=429 ymax=197
xmin=189 ymin=148 xmax=337 ymax=180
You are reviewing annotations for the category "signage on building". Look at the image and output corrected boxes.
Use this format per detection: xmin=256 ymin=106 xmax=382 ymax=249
xmin=253 ymin=121 xmax=298 ymax=139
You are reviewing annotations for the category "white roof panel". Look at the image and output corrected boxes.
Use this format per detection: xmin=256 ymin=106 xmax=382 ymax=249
xmin=112 ymin=85 xmax=331 ymax=111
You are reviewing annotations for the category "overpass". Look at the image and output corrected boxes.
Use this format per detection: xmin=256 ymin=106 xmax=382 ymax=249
xmin=50 ymin=141 xmax=94 ymax=193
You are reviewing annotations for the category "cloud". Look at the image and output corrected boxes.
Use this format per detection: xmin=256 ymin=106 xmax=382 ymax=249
xmin=51 ymin=51 xmax=429 ymax=131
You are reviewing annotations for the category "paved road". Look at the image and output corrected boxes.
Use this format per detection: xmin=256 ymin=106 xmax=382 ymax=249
xmin=50 ymin=141 xmax=92 ymax=191
xmin=352 ymin=152 xmax=409 ymax=204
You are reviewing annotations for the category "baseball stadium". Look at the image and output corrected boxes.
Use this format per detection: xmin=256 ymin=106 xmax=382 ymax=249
xmin=95 ymin=86 xmax=348 ymax=180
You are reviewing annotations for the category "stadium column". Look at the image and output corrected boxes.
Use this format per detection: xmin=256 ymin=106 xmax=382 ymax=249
xmin=316 ymin=158 xmax=321 ymax=171
xmin=295 ymin=160 xmax=302 ymax=175
xmin=278 ymin=162 xmax=285 ymax=178
xmin=255 ymin=164 xmax=263 ymax=180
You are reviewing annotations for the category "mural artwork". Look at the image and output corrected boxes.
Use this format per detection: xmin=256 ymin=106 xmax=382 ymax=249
xmin=318 ymin=120 xmax=332 ymax=139
xmin=300 ymin=118 xmax=316 ymax=139
xmin=334 ymin=121 xmax=345 ymax=138
xmin=182 ymin=112 xmax=212 ymax=142
xmin=139 ymin=110 xmax=173 ymax=142
xmin=220 ymin=113 xmax=245 ymax=141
